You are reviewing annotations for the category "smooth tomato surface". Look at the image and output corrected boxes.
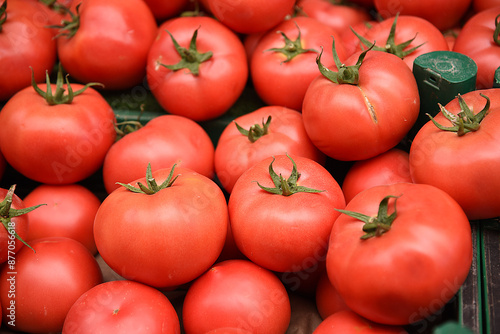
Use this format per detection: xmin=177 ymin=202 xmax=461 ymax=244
xmin=313 ymin=310 xmax=407 ymax=334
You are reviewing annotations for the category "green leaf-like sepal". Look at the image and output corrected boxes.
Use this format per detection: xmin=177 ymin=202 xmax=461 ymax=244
xmin=265 ymin=21 xmax=318 ymax=63
xmin=117 ymin=163 xmax=179 ymax=195
xmin=234 ymin=116 xmax=272 ymax=143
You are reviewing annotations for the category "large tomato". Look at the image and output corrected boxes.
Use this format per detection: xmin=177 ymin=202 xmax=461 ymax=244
xmin=103 ymin=114 xmax=215 ymax=194
xmin=214 ymin=106 xmax=325 ymax=194
xmin=409 ymin=89 xmax=500 ymax=220
xmin=302 ymin=47 xmax=420 ymax=161
xmin=182 ymin=259 xmax=291 ymax=334
xmin=326 ymin=183 xmax=472 ymax=325
xmin=0 ymin=71 xmax=117 ymax=184
xmin=55 ymin=0 xmax=158 ymax=90
xmin=250 ymin=16 xmax=347 ymax=111
xmin=0 ymin=0 xmax=57 ymax=101
xmin=94 ymin=164 xmax=228 ymax=289
xmin=313 ymin=310 xmax=407 ymax=334
xmin=62 ymin=280 xmax=181 ymax=333
xmin=453 ymin=6 xmax=500 ymax=89
xmin=22 ymin=183 xmax=101 ymax=254
xmin=147 ymin=16 xmax=248 ymax=121
xmin=228 ymin=154 xmax=345 ymax=273
xmin=0 ymin=236 xmax=102 ymax=333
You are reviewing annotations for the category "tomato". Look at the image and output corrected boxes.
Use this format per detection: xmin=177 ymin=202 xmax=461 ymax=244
xmin=214 ymin=105 xmax=325 ymax=193
xmin=147 ymin=15 xmax=248 ymax=121
xmin=0 ymin=236 xmax=102 ymax=333
xmin=94 ymin=164 xmax=228 ymax=289
xmin=103 ymin=114 xmax=215 ymax=194
xmin=0 ymin=0 xmax=57 ymax=101
xmin=228 ymin=154 xmax=345 ymax=273
xmin=313 ymin=310 xmax=407 ymax=334
xmin=302 ymin=47 xmax=420 ymax=161
xmin=353 ymin=14 xmax=450 ymax=69
xmin=473 ymin=0 xmax=500 ymax=12
xmin=342 ymin=148 xmax=412 ymax=204
xmin=62 ymin=280 xmax=181 ymax=333
xmin=0 ymin=70 xmax=117 ymax=184
xmin=250 ymin=16 xmax=347 ymax=111
xmin=55 ymin=0 xmax=157 ymax=90
xmin=409 ymin=89 xmax=500 ymax=220
xmin=326 ymin=183 xmax=472 ymax=325
xmin=315 ymin=271 xmax=349 ymax=320
xmin=182 ymin=259 xmax=291 ymax=334
xmin=203 ymin=0 xmax=295 ymax=34
xmin=22 ymin=183 xmax=101 ymax=254
xmin=142 ymin=0 xmax=189 ymax=21
xmin=374 ymin=0 xmax=472 ymax=31
xmin=453 ymin=7 xmax=500 ymax=89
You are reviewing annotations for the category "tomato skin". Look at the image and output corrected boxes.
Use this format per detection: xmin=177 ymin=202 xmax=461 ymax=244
xmin=56 ymin=0 xmax=157 ymax=90
xmin=313 ymin=310 xmax=407 ymax=334
xmin=342 ymin=148 xmax=412 ymax=204
xmin=228 ymin=155 xmax=345 ymax=273
xmin=22 ymin=184 xmax=101 ymax=254
xmin=215 ymin=106 xmax=325 ymax=194
xmin=409 ymin=89 xmax=500 ymax=220
xmin=182 ymin=259 xmax=291 ymax=334
xmin=302 ymin=50 xmax=420 ymax=161
xmin=0 ymin=0 xmax=57 ymax=101
xmin=103 ymin=114 xmax=215 ymax=194
xmin=62 ymin=280 xmax=181 ymax=334
xmin=326 ymin=183 xmax=472 ymax=325
xmin=94 ymin=166 xmax=228 ymax=289
xmin=315 ymin=271 xmax=349 ymax=320
xmin=142 ymin=0 xmax=189 ymax=21
xmin=250 ymin=17 xmax=347 ymax=111
xmin=473 ymin=0 xmax=500 ymax=12
xmin=453 ymin=7 xmax=500 ymax=89
xmin=0 ymin=84 xmax=117 ymax=184
xmin=147 ymin=16 xmax=248 ymax=121
xmin=0 ymin=237 xmax=102 ymax=333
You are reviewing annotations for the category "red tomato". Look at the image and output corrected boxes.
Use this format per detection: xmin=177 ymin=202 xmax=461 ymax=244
xmin=56 ymin=0 xmax=158 ymax=90
xmin=313 ymin=310 xmax=407 ymax=334
xmin=453 ymin=7 xmax=500 ymax=89
xmin=22 ymin=183 xmax=101 ymax=254
xmin=142 ymin=0 xmax=189 ymax=21
xmin=354 ymin=14 xmax=450 ymax=69
xmin=0 ymin=0 xmax=57 ymax=101
xmin=147 ymin=16 xmax=248 ymax=122
xmin=94 ymin=165 xmax=228 ymax=289
xmin=315 ymin=271 xmax=349 ymax=320
xmin=0 ymin=237 xmax=102 ymax=333
xmin=342 ymin=148 xmax=412 ymax=203
xmin=473 ymin=0 xmax=500 ymax=12
xmin=0 ymin=76 xmax=117 ymax=184
xmin=302 ymin=49 xmax=420 ymax=161
xmin=204 ymin=0 xmax=295 ymax=34
xmin=182 ymin=259 xmax=291 ymax=334
xmin=103 ymin=114 xmax=215 ymax=194
xmin=327 ymin=183 xmax=472 ymax=325
xmin=228 ymin=154 xmax=345 ymax=273
xmin=409 ymin=89 xmax=500 ymax=220
xmin=62 ymin=280 xmax=181 ymax=333
xmin=374 ymin=0 xmax=472 ymax=31
xmin=214 ymin=106 xmax=325 ymax=193
xmin=250 ymin=16 xmax=347 ymax=111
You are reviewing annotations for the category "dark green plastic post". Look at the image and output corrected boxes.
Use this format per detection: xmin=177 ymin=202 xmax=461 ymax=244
xmin=494 ymin=66 xmax=500 ymax=88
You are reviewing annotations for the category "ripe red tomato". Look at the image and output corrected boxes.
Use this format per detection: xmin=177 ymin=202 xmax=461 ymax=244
xmin=453 ymin=7 xmax=500 ymax=89
xmin=228 ymin=154 xmax=345 ymax=273
xmin=342 ymin=148 xmax=412 ymax=203
xmin=250 ymin=16 xmax=347 ymax=111
xmin=56 ymin=0 xmax=158 ymax=90
xmin=374 ymin=0 xmax=472 ymax=31
xmin=103 ymin=114 xmax=215 ymax=194
xmin=204 ymin=0 xmax=295 ymax=34
xmin=409 ymin=89 xmax=500 ymax=220
xmin=62 ymin=280 xmax=181 ymax=333
xmin=22 ymin=184 xmax=101 ymax=254
xmin=326 ymin=183 xmax=472 ymax=325
xmin=214 ymin=106 xmax=325 ymax=193
xmin=315 ymin=271 xmax=349 ymax=320
xmin=142 ymin=0 xmax=189 ymax=21
xmin=0 ymin=237 xmax=102 ymax=333
xmin=302 ymin=49 xmax=420 ymax=161
xmin=182 ymin=259 xmax=291 ymax=334
xmin=0 ymin=0 xmax=57 ymax=101
xmin=313 ymin=310 xmax=407 ymax=334
xmin=94 ymin=164 xmax=228 ymax=289
xmin=147 ymin=16 xmax=248 ymax=121
xmin=0 ymin=76 xmax=117 ymax=184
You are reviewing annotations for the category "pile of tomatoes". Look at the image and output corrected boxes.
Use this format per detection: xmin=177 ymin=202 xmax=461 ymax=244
xmin=0 ymin=0 xmax=499 ymax=333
